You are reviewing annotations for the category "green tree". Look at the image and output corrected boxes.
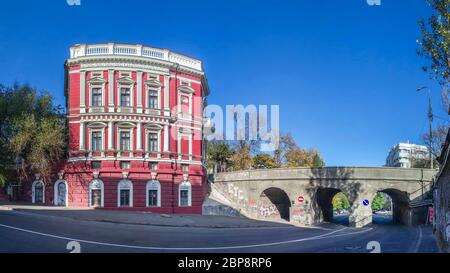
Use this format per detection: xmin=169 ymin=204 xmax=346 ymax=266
xmin=418 ymin=0 xmax=450 ymax=85
xmin=285 ymin=148 xmax=313 ymax=167
xmin=371 ymin=192 xmax=386 ymax=211
xmin=332 ymin=192 xmax=350 ymax=211
xmin=206 ymin=141 xmax=234 ymax=173
xmin=273 ymin=134 xmax=326 ymax=168
xmin=231 ymin=140 xmax=252 ymax=171
xmin=306 ymin=149 xmax=325 ymax=167
xmin=0 ymin=83 xmax=66 ymax=185
xmin=252 ymin=154 xmax=276 ymax=169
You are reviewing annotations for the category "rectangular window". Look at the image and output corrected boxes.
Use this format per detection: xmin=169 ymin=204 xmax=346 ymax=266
xmin=91 ymin=131 xmax=102 ymax=151
xmin=92 ymin=88 xmax=102 ymax=106
xmin=149 ymin=162 xmax=158 ymax=170
xmin=148 ymin=133 xmax=158 ymax=152
xmin=120 ymin=87 xmax=131 ymax=107
xmin=92 ymin=161 xmax=101 ymax=169
xmin=120 ymin=161 xmax=130 ymax=170
xmin=120 ymin=131 xmax=131 ymax=151
xmin=148 ymin=89 xmax=158 ymax=109
xmin=180 ymin=190 xmax=189 ymax=207
xmin=181 ymin=164 xmax=189 ymax=172
xmin=120 ymin=189 xmax=130 ymax=207
xmin=148 ymin=190 xmax=158 ymax=207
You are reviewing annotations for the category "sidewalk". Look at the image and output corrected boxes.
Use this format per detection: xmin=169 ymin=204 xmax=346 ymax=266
xmin=0 ymin=202 xmax=293 ymax=228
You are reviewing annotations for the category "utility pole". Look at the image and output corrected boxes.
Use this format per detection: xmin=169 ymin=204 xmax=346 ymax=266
xmin=417 ymin=86 xmax=434 ymax=169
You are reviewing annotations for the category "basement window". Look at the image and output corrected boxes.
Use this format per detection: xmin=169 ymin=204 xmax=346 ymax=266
xmin=92 ymin=161 xmax=101 ymax=169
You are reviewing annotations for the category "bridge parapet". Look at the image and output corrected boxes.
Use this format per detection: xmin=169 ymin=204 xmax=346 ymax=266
xmin=214 ymin=167 xmax=436 ymax=183
xmin=210 ymin=167 xmax=437 ymax=228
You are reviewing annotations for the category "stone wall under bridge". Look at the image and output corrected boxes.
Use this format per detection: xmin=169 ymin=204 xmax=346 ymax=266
xmin=209 ymin=167 xmax=436 ymax=228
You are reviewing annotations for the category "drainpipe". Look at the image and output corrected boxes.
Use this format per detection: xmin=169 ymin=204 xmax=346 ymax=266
xmin=172 ymin=63 xmax=180 ymax=213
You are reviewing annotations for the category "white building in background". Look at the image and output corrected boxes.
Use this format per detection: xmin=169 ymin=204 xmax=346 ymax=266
xmin=385 ymin=142 xmax=428 ymax=168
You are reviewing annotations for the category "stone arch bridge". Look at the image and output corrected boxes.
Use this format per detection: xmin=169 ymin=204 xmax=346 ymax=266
xmin=210 ymin=167 xmax=436 ymax=227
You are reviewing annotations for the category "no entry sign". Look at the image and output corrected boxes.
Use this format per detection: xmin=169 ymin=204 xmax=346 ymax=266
xmin=298 ymin=196 xmax=305 ymax=203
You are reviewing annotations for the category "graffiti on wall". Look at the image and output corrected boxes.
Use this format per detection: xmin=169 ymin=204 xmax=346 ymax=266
xmin=259 ymin=205 xmax=279 ymax=218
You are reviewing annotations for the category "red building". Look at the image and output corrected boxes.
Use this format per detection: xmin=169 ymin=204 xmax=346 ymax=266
xmin=26 ymin=43 xmax=210 ymax=214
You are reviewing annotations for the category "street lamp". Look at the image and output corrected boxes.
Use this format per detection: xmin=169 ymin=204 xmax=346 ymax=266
xmin=417 ymin=86 xmax=434 ymax=169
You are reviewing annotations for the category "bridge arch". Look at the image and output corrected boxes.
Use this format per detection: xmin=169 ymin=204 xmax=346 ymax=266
xmin=259 ymin=187 xmax=291 ymax=221
xmin=376 ymin=188 xmax=410 ymax=225
xmin=316 ymin=187 xmax=352 ymax=224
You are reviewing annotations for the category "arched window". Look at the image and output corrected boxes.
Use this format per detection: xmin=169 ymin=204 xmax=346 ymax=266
xmin=118 ymin=179 xmax=133 ymax=207
xmin=179 ymin=181 xmax=192 ymax=207
xmin=89 ymin=179 xmax=104 ymax=207
xmin=54 ymin=180 xmax=68 ymax=207
xmin=146 ymin=180 xmax=161 ymax=207
xmin=32 ymin=180 xmax=45 ymax=204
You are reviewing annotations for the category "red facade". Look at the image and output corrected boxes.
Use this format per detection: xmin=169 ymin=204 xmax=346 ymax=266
xmin=24 ymin=43 xmax=210 ymax=214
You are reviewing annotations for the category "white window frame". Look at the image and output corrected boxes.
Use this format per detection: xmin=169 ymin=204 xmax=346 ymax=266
xmin=147 ymin=88 xmax=159 ymax=109
xmin=87 ymin=122 xmax=107 ymax=153
xmin=178 ymin=181 xmax=192 ymax=207
xmin=117 ymin=179 xmax=133 ymax=207
xmin=116 ymin=122 xmax=136 ymax=152
xmin=145 ymin=78 xmax=162 ymax=115
xmin=177 ymin=85 xmax=195 ymax=120
xmin=145 ymin=124 xmax=162 ymax=156
xmin=90 ymin=86 xmax=103 ymax=107
xmin=89 ymin=179 xmax=104 ymax=208
xmin=90 ymin=129 xmax=104 ymax=152
xmin=32 ymin=180 xmax=45 ymax=204
xmin=119 ymin=130 xmax=132 ymax=151
xmin=146 ymin=180 xmax=161 ymax=207
xmin=117 ymin=76 xmax=135 ymax=112
xmin=87 ymin=74 xmax=106 ymax=112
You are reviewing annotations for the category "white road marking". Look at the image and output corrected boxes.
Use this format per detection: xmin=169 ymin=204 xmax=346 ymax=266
xmin=0 ymin=223 xmax=372 ymax=251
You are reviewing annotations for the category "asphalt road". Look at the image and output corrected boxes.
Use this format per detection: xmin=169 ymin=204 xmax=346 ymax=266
xmin=0 ymin=210 xmax=439 ymax=253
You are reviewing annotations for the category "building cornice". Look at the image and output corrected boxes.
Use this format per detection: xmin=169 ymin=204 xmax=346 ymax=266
xmin=67 ymin=55 xmax=205 ymax=78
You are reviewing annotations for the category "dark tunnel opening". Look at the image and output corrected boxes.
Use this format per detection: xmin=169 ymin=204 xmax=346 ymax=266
xmin=372 ymin=189 xmax=410 ymax=225
xmin=262 ymin=187 xmax=292 ymax=221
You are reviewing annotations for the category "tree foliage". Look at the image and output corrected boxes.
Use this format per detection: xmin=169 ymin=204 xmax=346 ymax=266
xmin=206 ymin=141 xmax=234 ymax=172
xmin=422 ymin=123 xmax=449 ymax=158
xmin=418 ymin=0 xmax=450 ymax=85
xmin=252 ymin=154 xmax=276 ymax=169
xmin=0 ymin=83 xmax=66 ymax=185
xmin=231 ymin=141 xmax=253 ymax=171
xmin=371 ymin=192 xmax=386 ymax=211
xmin=206 ymin=133 xmax=326 ymax=173
xmin=332 ymin=192 xmax=350 ymax=211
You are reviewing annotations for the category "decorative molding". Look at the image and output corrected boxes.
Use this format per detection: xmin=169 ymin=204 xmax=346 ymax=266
xmin=93 ymin=172 xmax=100 ymax=179
xmin=151 ymin=172 xmax=158 ymax=181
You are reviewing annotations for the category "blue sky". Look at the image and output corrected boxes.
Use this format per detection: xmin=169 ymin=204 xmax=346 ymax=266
xmin=0 ymin=0 xmax=445 ymax=166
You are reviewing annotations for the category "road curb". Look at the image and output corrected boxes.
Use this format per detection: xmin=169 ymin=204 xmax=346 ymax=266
xmin=6 ymin=208 xmax=297 ymax=229
xmin=0 ymin=206 xmax=13 ymax=211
